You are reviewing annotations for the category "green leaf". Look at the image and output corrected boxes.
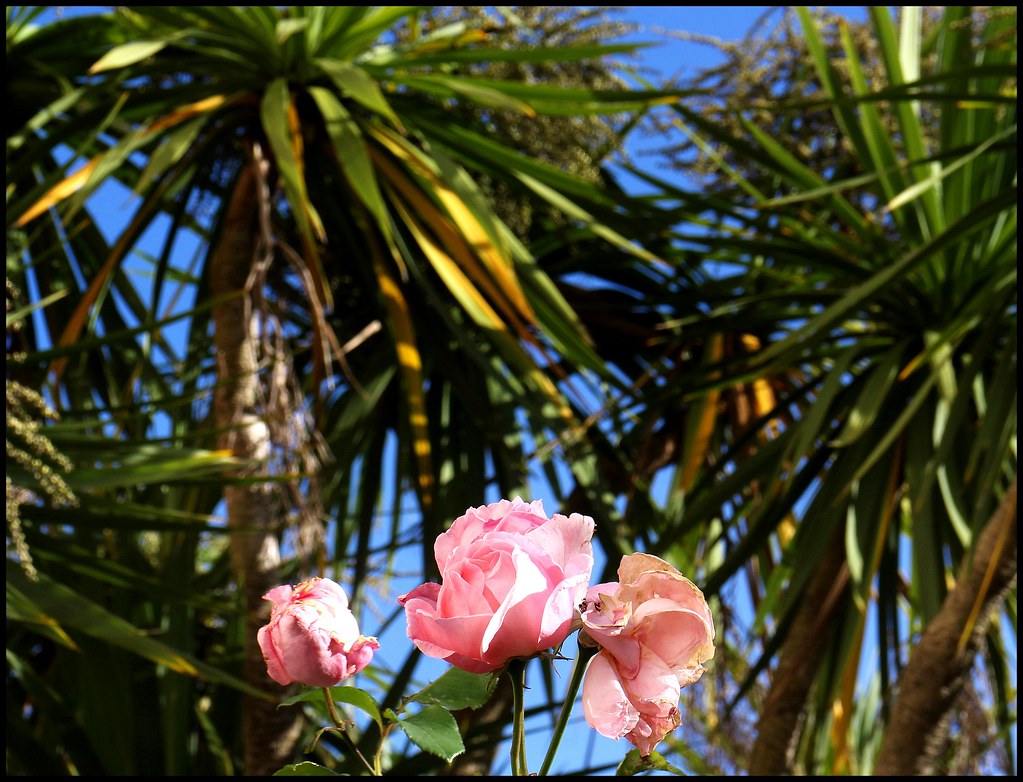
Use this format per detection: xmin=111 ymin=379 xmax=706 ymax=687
xmin=390 ymin=74 xmax=538 ymax=116
xmin=409 ymin=667 xmax=498 ymax=711
xmin=393 ymin=704 xmax=465 ymax=763
xmin=375 ymin=41 xmax=646 ymax=68
xmin=783 ymin=346 xmax=860 ymax=470
xmin=885 ymin=124 xmax=1015 ymax=212
xmin=6 ymin=582 xmax=79 ymax=650
xmin=8 ymin=86 xmax=89 ymax=153
xmin=260 ymin=77 xmax=325 ymax=242
xmin=329 ymin=685 xmax=383 ymax=730
xmin=740 ymin=116 xmax=870 ymax=241
xmin=867 ymin=6 xmax=942 ymax=233
xmin=7 ymin=567 xmax=267 ymax=699
xmin=514 ymin=170 xmax=659 ymax=264
xmin=272 ymin=761 xmax=341 ymax=776
xmin=334 ymin=6 xmax=423 ymax=59
xmin=390 ymin=74 xmax=685 ymax=115
xmin=133 ymin=115 xmax=205 ymax=196
xmin=795 ymin=7 xmax=872 ymax=169
xmin=6 ymin=289 xmax=69 ymax=327
xmin=308 ymin=87 xmax=390 ymax=231
xmin=415 ymin=116 xmax=620 ymax=209
xmin=316 ymin=58 xmax=403 ymax=130
xmin=748 ymin=188 xmax=1016 ymax=374
xmin=829 ymin=343 xmax=908 ymax=447
xmin=13 ymin=290 xmax=242 ymax=364
xmin=56 ymin=448 xmax=240 ymax=490
xmin=275 ymin=17 xmax=308 ymax=43
xmin=616 ymin=748 xmax=687 ymax=776
xmin=88 ymin=39 xmax=168 ymax=73
xmin=276 ymin=683 xmax=384 ymax=728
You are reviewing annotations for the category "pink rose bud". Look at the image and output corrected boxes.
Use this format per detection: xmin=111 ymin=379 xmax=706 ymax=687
xmin=580 ymin=553 xmax=715 ymax=756
xmin=257 ymin=577 xmax=379 ymax=688
xmin=399 ymin=497 xmax=595 ymax=674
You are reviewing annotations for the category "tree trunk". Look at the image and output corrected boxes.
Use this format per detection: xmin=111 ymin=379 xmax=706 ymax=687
xmin=874 ymin=477 xmax=1017 ymax=776
xmin=446 ymin=674 xmax=514 ymax=775
xmin=211 ymin=153 xmax=302 ymax=775
xmin=749 ymin=529 xmax=849 ymax=774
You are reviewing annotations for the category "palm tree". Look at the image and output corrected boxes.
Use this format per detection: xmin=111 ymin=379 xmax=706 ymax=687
xmin=8 ymin=5 xmax=1014 ymax=776
xmin=617 ymin=5 xmax=1016 ymax=774
xmin=7 ymin=5 xmax=682 ymax=775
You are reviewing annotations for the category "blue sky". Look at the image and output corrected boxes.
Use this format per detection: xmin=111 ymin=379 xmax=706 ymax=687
xmin=23 ymin=6 xmax=796 ymax=775
xmin=21 ymin=6 xmax=933 ymax=777
xmin=363 ymin=9 xmax=839 ymax=775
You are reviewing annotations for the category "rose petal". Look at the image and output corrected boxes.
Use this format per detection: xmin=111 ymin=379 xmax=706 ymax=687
xmin=403 ymin=498 xmax=597 ymax=673
xmin=482 ymin=545 xmax=551 ymax=655
xmin=582 ymin=651 xmax=640 ymax=740
xmin=257 ymin=577 xmax=377 ymax=688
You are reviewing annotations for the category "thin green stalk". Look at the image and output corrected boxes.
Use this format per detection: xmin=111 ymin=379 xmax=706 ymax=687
xmin=323 ymin=687 xmax=379 ymax=776
xmin=506 ymin=659 xmax=529 ymax=776
xmin=538 ymin=642 xmax=599 ymax=776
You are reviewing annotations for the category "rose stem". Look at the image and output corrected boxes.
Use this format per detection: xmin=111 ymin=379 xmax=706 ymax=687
xmin=506 ymin=659 xmax=529 ymax=776
xmin=323 ymin=687 xmax=379 ymax=776
xmin=537 ymin=642 xmax=598 ymax=776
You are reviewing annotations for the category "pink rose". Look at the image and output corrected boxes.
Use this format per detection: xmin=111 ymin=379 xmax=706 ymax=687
xmin=257 ymin=577 xmax=379 ymax=688
xmin=580 ymin=553 xmax=715 ymax=756
xmin=398 ymin=497 xmax=595 ymax=674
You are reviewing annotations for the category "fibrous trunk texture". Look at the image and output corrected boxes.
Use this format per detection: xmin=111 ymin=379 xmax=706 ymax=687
xmin=874 ymin=477 xmax=1017 ymax=775
xmin=749 ymin=529 xmax=849 ymax=774
xmin=211 ymin=156 xmax=302 ymax=775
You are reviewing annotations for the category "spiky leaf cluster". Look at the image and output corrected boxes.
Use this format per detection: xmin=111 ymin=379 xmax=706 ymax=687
xmin=394 ymin=6 xmax=641 ymax=238
xmin=646 ymin=7 xmax=954 ymax=208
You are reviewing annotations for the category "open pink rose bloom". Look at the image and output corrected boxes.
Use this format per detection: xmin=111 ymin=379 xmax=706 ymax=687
xmin=257 ymin=577 xmax=379 ymax=688
xmin=399 ymin=497 xmax=595 ymax=674
xmin=580 ymin=553 xmax=716 ymax=756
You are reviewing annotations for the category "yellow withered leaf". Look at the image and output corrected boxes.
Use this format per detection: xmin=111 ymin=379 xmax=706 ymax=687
xmin=14 ymin=158 xmax=99 ymax=227
xmin=14 ymin=95 xmax=230 ymax=228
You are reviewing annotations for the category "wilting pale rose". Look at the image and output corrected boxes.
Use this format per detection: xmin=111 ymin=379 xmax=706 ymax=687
xmin=580 ymin=553 xmax=715 ymax=756
xmin=257 ymin=577 xmax=379 ymax=688
xmin=399 ymin=497 xmax=595 ymax=674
